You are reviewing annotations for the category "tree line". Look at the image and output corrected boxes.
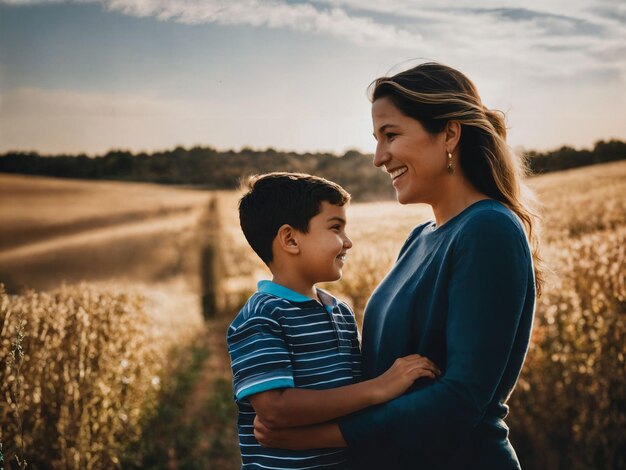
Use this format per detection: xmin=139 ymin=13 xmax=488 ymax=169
xmin=1 ymin=140 xmax=624 ymax=200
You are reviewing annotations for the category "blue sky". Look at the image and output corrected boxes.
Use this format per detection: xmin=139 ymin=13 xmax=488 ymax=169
xmin=0 ymin=0 xmax=624 ymax=155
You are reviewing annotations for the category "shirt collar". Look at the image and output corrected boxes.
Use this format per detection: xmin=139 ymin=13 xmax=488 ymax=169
xmin=258 ymin=280 xmax=312 ymax=302
xmin=257 ymin=280 xmax=338 ymax=309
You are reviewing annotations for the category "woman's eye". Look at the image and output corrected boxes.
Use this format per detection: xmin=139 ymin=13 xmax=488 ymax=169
xmin=386 ymin=133 xmax=397 ymax=141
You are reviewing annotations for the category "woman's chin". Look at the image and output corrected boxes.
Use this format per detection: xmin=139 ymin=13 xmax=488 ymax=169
xmin=395 ymin=187 xmax=423 ymax=205
xmin=395 ymin=191 xmax=413 ymax=205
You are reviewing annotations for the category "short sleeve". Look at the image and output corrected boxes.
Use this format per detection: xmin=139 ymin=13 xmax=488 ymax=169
xmin=227 ymin=314 xmax=295 ymax=401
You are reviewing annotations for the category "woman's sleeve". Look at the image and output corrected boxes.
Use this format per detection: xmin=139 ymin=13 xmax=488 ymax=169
xmin=339 ymin=211 xmax=532 ymax=450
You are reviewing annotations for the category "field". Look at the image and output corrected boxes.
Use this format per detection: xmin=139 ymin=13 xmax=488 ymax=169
xmin=0 ymin=175 xmax=232 ymax=468
xmin=1 ymin=160 xmax=625 ymax=469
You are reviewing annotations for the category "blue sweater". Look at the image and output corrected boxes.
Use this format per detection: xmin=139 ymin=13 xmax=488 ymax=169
xmin=339 ymin=199 xmax=535 ymax=470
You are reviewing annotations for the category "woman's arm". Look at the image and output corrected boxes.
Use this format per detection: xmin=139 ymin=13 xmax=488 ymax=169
xmin=248 ymin=354 xmax=439 ymax=428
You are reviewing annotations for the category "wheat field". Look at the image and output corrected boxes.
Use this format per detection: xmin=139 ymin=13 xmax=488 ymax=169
xmin=0 ymin=175 xmax=219 ymax=468
xmin=1 ymin=160 xmax=624 ymax=469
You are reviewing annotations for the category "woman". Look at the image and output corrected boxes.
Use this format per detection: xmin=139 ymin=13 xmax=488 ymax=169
xmin=254 ymin=62 xmax=543 ymax=470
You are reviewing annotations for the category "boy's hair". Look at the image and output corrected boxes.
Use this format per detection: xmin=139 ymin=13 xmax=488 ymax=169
xmin=238 ymin=172 xmax=351 ymax=264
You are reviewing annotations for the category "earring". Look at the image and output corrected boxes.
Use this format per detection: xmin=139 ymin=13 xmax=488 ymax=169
xmin=446 ymin=151 xmax=454 ymax=174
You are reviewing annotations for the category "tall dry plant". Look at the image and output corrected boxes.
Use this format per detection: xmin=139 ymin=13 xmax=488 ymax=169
xmin=7 ymin=304 xmax=27 ymax=470
xmin=508 ymin=227 xmax=626 ymax=470
xmin=0 ymin=283 xmax=165 ymax=469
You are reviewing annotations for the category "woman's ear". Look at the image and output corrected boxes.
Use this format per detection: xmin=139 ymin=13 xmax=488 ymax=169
xmin=275 ymin=224 xmax=300 ymax=255
xmin=445 ymin=120 xmax=461 ymax=153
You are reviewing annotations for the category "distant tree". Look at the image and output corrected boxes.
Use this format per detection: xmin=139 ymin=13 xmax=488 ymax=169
xmin=1 ymin=140 xmax=624 ymax=200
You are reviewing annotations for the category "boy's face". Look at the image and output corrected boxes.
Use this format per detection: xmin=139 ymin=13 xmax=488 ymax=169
xmin=297 ymin=201 xmax=352 ymax=284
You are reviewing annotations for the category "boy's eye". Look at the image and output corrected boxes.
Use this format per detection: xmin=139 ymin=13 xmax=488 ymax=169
xmin=331 ymin=225 xmax=341 ymax=231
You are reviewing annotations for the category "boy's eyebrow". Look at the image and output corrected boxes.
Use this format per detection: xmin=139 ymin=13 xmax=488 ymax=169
xmin=327 ymin=216 xmax=346 ymax=224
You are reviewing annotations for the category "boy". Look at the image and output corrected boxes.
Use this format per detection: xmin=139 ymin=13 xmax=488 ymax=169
xmin=227 ymin=172 xmax=439 ymax=469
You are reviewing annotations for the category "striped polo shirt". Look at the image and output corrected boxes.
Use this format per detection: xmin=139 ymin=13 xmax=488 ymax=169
xmin=227 ymin=280 xmax=362 ymax=470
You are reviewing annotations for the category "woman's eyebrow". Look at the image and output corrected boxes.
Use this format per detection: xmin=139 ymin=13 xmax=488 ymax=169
xmin=373 ymin=123 xmax=399 ymax=138
xmin=378 ymin=123 xmax=398 ymax=133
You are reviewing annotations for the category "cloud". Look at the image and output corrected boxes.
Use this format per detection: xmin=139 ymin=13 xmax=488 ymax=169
xmin=0 ymin=0 xmax=425 ymax=49
xmin=2 ymin=0 xmax=624 ymax=81
xmin=467 ymin=7 xmax=605 ymax=36
xmin=304 ymin=1 xmax=623 ymax=87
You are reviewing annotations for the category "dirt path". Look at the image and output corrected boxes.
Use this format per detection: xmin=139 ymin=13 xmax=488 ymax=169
xmin=132 ymin=315 xmax=240 ymax=470
xmin=183 ymin=317 xmax=233 ymax=425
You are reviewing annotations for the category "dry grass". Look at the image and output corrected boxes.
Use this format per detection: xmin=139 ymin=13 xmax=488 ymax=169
xmin=531 ymin=163 xmax=626 ymax=242
xmin=0 ymin=283 xmax=163 ymax=469
xmin=0 ymin=176 xmax=219 ymax=468
xmin=507 ymin=224 xmax=625 ymax=469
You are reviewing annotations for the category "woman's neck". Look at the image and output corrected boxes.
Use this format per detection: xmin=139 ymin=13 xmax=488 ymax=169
xmin=431 ymin=177 xmax=489 ymax=228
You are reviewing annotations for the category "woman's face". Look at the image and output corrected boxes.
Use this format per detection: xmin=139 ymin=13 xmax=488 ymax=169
xmin=371 ymin=97 xmax=448 ymax=205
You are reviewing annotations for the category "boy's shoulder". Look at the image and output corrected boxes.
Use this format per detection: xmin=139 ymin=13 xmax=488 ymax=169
xmin=229 ymin=291 xmax=298 ymax=331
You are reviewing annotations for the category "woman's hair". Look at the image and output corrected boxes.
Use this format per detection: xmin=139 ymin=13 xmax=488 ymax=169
xmin=370 ymin=62 xmax=544 ymax=296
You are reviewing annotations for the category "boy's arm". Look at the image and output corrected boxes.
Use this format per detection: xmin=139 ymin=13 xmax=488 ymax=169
xmin=254 ymin=418 xmax=345 ymax=449
xmin=249 ymin=354 xmax=439 ymax=428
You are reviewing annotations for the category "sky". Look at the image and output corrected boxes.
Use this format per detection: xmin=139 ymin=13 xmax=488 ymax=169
xmin=0 ymin=0 xmax=625 ymax=156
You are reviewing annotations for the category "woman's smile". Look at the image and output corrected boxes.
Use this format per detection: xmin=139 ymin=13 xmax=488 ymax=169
xmin=387 ymin=166 xmax=408 ymax=187
xmin=388 ymin=166 xmax=408 ymax=181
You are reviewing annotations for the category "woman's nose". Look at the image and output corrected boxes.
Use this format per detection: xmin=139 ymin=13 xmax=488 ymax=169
xmin=343 ymin=235 xmax=353 ymax=249
xmin=373 ymin=143 xmax=389 ymax=168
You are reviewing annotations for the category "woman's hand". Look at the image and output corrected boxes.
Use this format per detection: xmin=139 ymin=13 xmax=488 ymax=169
xmin=371 ymin=354 xmax=441 ymax=403
xmin=254 ymin=416 xmax=346 ymax=449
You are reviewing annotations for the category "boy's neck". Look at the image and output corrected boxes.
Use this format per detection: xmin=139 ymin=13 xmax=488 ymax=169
xmin=270 ymin=274 xmax=317 ymax=300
